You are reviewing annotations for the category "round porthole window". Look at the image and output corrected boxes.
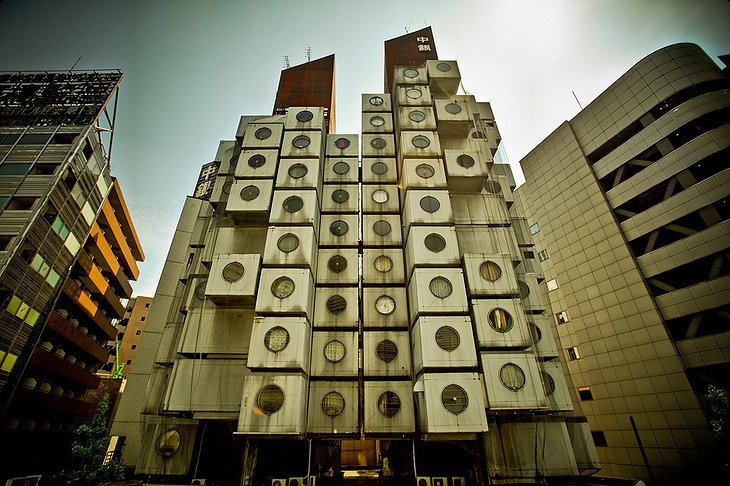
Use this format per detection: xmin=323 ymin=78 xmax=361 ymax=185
xmin=471 ymin=131 xmax=486 ymax=139
xmin=322 ymin=392 xmax=345 ymax=417
xmin=484 ymin=180 xmax=502 ymax=194
xmin=324 ymin=340 xmax=346 ymax=362
xmin=499 ymin=363 xmax=526 ymax=391
xmin=373 ymin=220 xmax=392 ymax=236
xmin=277 ymin=233 xmax=299 ymax=253
xmin=441 ymin=384 xmax=468 ymax=414
xmin=429 ymin=276 xmax=453 ymax=298
xmin=436 ymin=62 xmax=452 ymax=72
xmin=330 ymin=219 xmax=349 ymax=236
xmin=445 ymin=103 xmax=462 ymax=114
xmin=222 ymin=181 xmax=232 ymax=195
xmin=541 ymin=371 xmax=555 ymax=396
xmin=369 ymin=96 xmax=384 ymax=106
xmin=415 ymin=163 xmax=435 ymax=179
xmin=222 ymin=262 xmax=245 ymax=282
xmin=157 ymin=429 xmax=181 ymax=458
xmin=288 ymin=164 xmax=308 ymax=179
xmin=406 ymin=88 xmax=423 ymax=100
xmin=376 ymin=340 xmax=398 ymax=363
xmin=264 ymin=326 xmax=290 ymax=352
xmin=332 ymin=189 xmax=349 ymax=204
xmin=194 ymin=281 xmax=207 ymax=301
xmin=283 ymin=196 xmax=303 ymax=213
xmin=412 ymin=135 xmax=430 ymax=148
xmin=370 ymin=116 xmax=385 ymax=127
xmin=404 ymin=68 xmax=419 ymax=78
xmin=479 ymin=261 xmax=502 ymax=282
xmin=332 ymin=161 xmax=350 ymax=175
xmin=435 ymin=326 xmax=460 ymax=351
xmin=371 ymin=161 xmax=388 ymax=175
xmin=375 ymin=295 xmax=396 ymax=315
xmin=240 ymin=185 xmax=260 ymax=201
xmin=292 ymin=135 xmax=311 ymax=148
xmin=409 ymin=110 xmax=426 ymax=122
xmin=456 ymin=154 xmax=474 ymax=169
xmin=372 ymin=189 xmax=389 ymax=204
xmin=374 ymin=255 xmax=393 ymax=273
xmin=371 ymin=137 xmax=387 ymax=149
xmin=257 ymin=385 xmax=284 ymax=414
xmin=296 ymin=110 xmax=314 ymax=122
xmin=378 ymin=391 xmax=401 ymax=417
xmin=488 ymin=308 xmax=513 ymax=333
xmin=254 ymin=127 xmax=272 ymax=140
xmin=528 ymin=322 xmax=542 ymax=343
xmin=326 ymin=294 xmax=347 ymax=314
xmin=271 ymin=276 xmax=295 ymax=299
xmin=335 ymin=137 xmax=350 ymax=149
xmin=328 ymin=255 xmax=348 ymax=273
xmin=420 ymin=195 xmax=440 ymax=213
xmin=518 ymin=280 xmax=530 ymax=298
xmin=248 ymin=154 xmax=266 ymax=168
xmin=424 ymin=233 xmax=446 ymax=252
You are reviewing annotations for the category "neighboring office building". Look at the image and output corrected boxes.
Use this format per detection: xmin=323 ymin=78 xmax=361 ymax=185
xmin=102 ymin=296 xmax=153 ymax=377
xmin=514 ymin=43 xmax=729 ymax=482
xmin=0 ymin=71 xmax=144 ymax=478
xmin=112 ymin=28 xmax=599 ymax=485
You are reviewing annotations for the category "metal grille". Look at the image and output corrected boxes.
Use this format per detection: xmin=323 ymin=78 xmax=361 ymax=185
xmin=277 ymin=233 xmax=300 ymax=253
xmin=264 ymin=326 xmax=290 ymax=352
xmin=479 ymin=261 xmax=502 ymax=282
xmin=222 ymin=262 xmax=245 ymax=282
xmin=324 ymin=340 xmax=346 ymax=362
xmin=257 ymin=385 xmax=285 ymax=414
xmin=376 ymin=340 xmax=398 ymax=363
xmin=488 ymin=308 xmax=513 ymax=333
xmin=420 ymin=196 xmax=440 ymax=213
xmin=326 ymin=294 xmax=347 ymax=314
xmin=378 ymin=391 xmax=401 ymax=417
xmin=429 ymin=276 xmax=453 ymax=298
xmin=322 ymin=392 xmax=345 ymax=417
xmin=499 ymin=363 xmax=526 ymax=391
xmin=435 ymin=326 xmax=460 ymax=351
xmin=441 ymin=384 xmax=468 ymax=414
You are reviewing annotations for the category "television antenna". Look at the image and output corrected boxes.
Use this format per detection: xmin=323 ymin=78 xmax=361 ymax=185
xmin=283 ymin=55 xmax=291 ymax=69
xmin=306 ymin=47 xmax=312 ymax=62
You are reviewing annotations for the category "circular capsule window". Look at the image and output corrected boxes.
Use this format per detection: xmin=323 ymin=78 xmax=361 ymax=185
xmin=406 ymin=88 xmax=423 ymax=100
xmin=334 ymin=137 xmax=351 ymax=149
xmin=378 ymin=391 xmax=401 ymax=418
xmin=369 ymin=96 xmax=384 ymax=106
xmin=528 ymin=322 xmax=542 ymax=343
xmin=221 ymin=181 xmax=232 ymax=195
xmin=371 ymin=161 xmax=388 ymax=175
xmin=415 ymin=163 xmax=435 ymax=179
xmin=436 ymin=62 xmax=452 ymax=72
xmin=518 ymin=280 xmax=530 ymax=298
xmin=435 ymin=326 xmax=460 ymax=351
xmin=248 ymin=154 xmax=266 ymax=168
xmin=488 ymin=308 xmax=513 ymax=333
xmin=420 ymin=195 xmax=441 ymax=213
xmin=456 ymin=154 xmax=475 ymax=169
xmin=371 ymin=137 xmax=387 ymax=149
xmin=264 ymin=326 xmax=290 ymax=352
xmin=372 ymin=220 xmax=392 ymax=236
xmin=484 ymin=180 xmax=502 ymax=194
xmin=412 ymin=135 xmax=431 ymax=148
xmin=331 ymin=189 xmax=349 ymax=204
xmin=157 ymin=429 xmax=181 ymax=458
xmin=292 ymin=135 xmax=311 ymax=148
xmin=328 ymin=255 xmax=348 ymax=273
xmin=240 ymin=185 xmax=260 ymax=201
xmin=322 ymin=392 xmax=345 ymax=417
xmin=324 ymin=340 xmax=346 ymax=362
xmin=409 ymin=110 xmax=426 ymax=122
xmin=254 ymin=127 xmax=272 ymax=140
xmin=376 ymin=340 xmax=398 ymax=363
xmin=283 ymin=196 xmax=303 ymax=213
xmin=375 ymin=295 xmax=396 ymax=315
xmin=277 ymin=233 xmax=299 ymax=253
xmin=404 ymin=68 xmax=419 ymax=78
xmin=370 ymin=116 xmax=385 ymax=127
xmin=500 ymin=363 xmax=526 ymax=391
xmin=374 ymin=255 xmax=393 ymax=273
xmin=296 ymin=110 xmax=314 ymax=122
xmin=441 ymin=384 xmax=468 ymax=414
xmin=288 ymin=163 xmax=308 ymax=179
xmin=479 ymin=261 xmax=502 ymax=282
xmin=329 ymin=219 xmax=349 ymax=236
xmin=429 ymin=276 xmax=453 ymax=298
xmin=326 ymin=294 xmax=347 ymax=314
xmin=541 ymin=371 xmax=556 ymax=396
xmin=332 ymin=161 xmax=350 ymax=175
xmin=257 ymin=385 xmax=285 ymax=414
xmin=194 ymin=281 xmax=207 ymax=301
xmin=424 ymin=233 xmax=446 ymax=252
xmin=372 ymin=189 xmax=389 ymax=204
xmin=271 ymin=277 xmax=295 ymax=299
xmin=222 ymin=262 xmax=245 ymax=282
xmin=445 ymin=103 xmax=462 ymax=115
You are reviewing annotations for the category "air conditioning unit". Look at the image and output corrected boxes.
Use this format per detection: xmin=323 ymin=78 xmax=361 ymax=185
xmin=271 ymin=479 xmax=286 ymax=486
xmin=288 ymin=477 xmax=306 ymax=486
xmin=191 ymin=479 xmax=207 ymax=486
xmin=416 ymin=477 xmax=432 ymax=486
xmin=451 ymin=477 xmax=466 ymax=486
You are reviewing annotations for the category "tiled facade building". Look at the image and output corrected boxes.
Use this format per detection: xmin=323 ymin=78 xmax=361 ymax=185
xmin=102 ymin=295 xmax=153 ymax=377
xmin=514 ymin=43 xmax=729 ymax=482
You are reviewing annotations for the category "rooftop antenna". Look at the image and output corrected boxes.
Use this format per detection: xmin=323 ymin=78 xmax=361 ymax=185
xmin=405 ymin=21 xmax=411 ymax=33
xmin=572 ymin=90 xmax=583 ymax=110
xmin=283 ymin=55 xmax=291 ymax=69
xmin=69 ymin=56 xmax=81 ymax=72
xmin=306 ymin=47 xmax=312 ymax=62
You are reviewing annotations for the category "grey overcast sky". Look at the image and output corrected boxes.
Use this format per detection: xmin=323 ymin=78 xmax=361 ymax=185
xmin=0 ymin=0 xmax=728 ymax=298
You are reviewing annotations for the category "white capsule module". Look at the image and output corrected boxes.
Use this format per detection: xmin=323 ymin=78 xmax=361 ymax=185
xmin=362 ymin=214 xmax=403 ymax=247
xmin=319 ymin=214 xmax=359 ymax=247
xmin=323 ymin=157 xmax=359 ymax=184
xmin=247 ymin=317 xmax=311 ymax=373
xmin=363 ymin=331 xmax=411 ymax=378
xmin=237 ymin=374 xmax=308 ymax=434
xmin=426 ymin=60 xmax=461 ymax=96
xmin=396 ymin=106 xmax=437 ymax=132
xmin=434 ymin=97 xmax=475 ymax=138
xmin=362 ymin=287 xmax=408 ymax=329
xmin=225 ymin=179 xmax=274 ymax=224
xmin=362 ymin=248 xmax=405 ymax=285
xmin=164 ymin=359 xmax=245 ymax=415
xmin=363 ymin=381 xmax=416 ymax=434
xmin=413 ymin=372 xmax=488 ymax=434
xmin=326 ymin=134 xmax=359 ymax=157
xmin=269 ymin=189 xmax=320 ymax=228
xmin=275 ymin=158 xmax=322 ymax=196
xmin=204 ymin=254 xmax=261 ymax=306
xmin=394 ymin=85 xmax=432 ymax=108
xmin=515 ymin=273 xmax=544 ymax=314
xmin=516 ymin=252 xmax=545 ymax=283
xmin=393 ymin=65 xmax=428 ymax=85
xmin=362 ymin=158 xmax=398 ymax=184
xmin=362 ymin=133 xmax=396 ymax=158
xmin=407 ymin=268 xmax=469 ymax=324
xmin=255 ymin=268 xmax=315 ymax=321
xmin=362 ymin=93 xmax=393 ymax=113
xmin=241 ymin=122 xmax=284 ymax=150
xmin=398 ymin=130 xmax=442 ymax=164
xmin=402 ymin=190 xmax=454 ymax=235
xmin=471 ymin=298 xmax=531 ymax=349
xmin=313 ymin=287 xmax=358 ymax=329
xmin=284 ymin=107 xmax=325 ymax=131
xmin=462 ymin=254 xmax=520 ymax=297
xmin=527 ymin=314 xmax=559 ymax=359
xmin=362 ymin=184 xmax=400 ymax=214
xmin=235 ymin=149 xmax=280 ymax=179
xmin=541 ymin=361 xmax=574 ymax=412
xmin=262 ymin=226 xmax=318 ymax=269
xmin=362 ymin=111 xmax=395 ymax=134
xmin=411 ymin=316 xmax=478 ymax=374
xmin=315 ymin=248 xmax=359 ymax=286
xmin=280 ymin=130 xmax=323 ymax=159
xmin=480 ymin=352 xmax=546 ymax=410
xmin=442 ymin=149 xmax=490 ymax=194
xmin=209 ymin=175 xmax=233 ymax=205
xmin=137 ymin=421 xmax=197 ymax=475
xmin=404 ymin=226 xmax=461 ymax=272
xmin=455 ymin=226 xmax=521 ymax=265
xmin=322 ymin=184 xmax=359 ymax=213
xmin=310 ymin=331 xmax=358 ymax=377
xmin=307 ymin=381 xmax=358 ymax=434
xmin=178 ymin=307 xmax=255 ymax=356
xmin=400 ymin=159 xmax=447 ymax=193
xmin=450 ymin=194 xmax=510 ymax=226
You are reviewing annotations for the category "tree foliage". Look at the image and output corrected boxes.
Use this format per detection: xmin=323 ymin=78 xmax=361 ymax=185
xmin=706 ymin=384 xmax=730 ymax=441
xmin=48 ymin=394 xmax=124 ymax=486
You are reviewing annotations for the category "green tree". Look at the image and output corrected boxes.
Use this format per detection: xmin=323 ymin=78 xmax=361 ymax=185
xmin=706 ymin=384 xmax=730 ymax=441
xmin=49 ymin=394 xmax=124 ymax=486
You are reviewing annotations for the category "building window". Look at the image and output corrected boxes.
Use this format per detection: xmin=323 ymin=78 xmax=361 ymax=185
xmin=412 ymin=135 xmax=430 ymax=148
xmin=484 ymin=180 xmax=502 ymax=194
xmin=375 ymin=295 xmax=396 ymax=315
xmin=409 ymin=110 xmax=425 ymax=123
xmin=499 ymin=363 xmax=526 ymax=391
xmin=370 ymin=115 xmax=385 ymax=127
xmin=546 ymin=279 xmax=558 ymax=291
xmin=327 ymin=255 xmax=347 ymax=273
xmin=435 ymin=326 xmax=460 ymax=351
xmin=441 ymin=384 xmax=468 ymax=415
xmin=331 ymin=189 xmax=349 ymax=204
xmin=271 ymin=277 xmax=295 ymax=299
xmin=429 ymin=276 xmax=453 ymax=298
xmin=292 ymin=135 xmax=310 ymax=148
xmin=282 ymin=196 xmax=303 ymax=213
xmin=322 ymin=392 xmax=345 ymax=417
xmin=404 ymin=68 xmax=419 ymax=79
xmin=264 ymin=327 xmax=290 ymax=352
xmin=329 ymin=220 xmax=348 ymax=237
xmin=288 ymin=163 xmax=308 ymax=179
xmin=296 ymin=110 xmax=313 ymax=122
xmin=324 ymin=340 xmax=346 ymax=363
xmin=445 ymin=102 xmax=462 ymax=115
xmin=334 ymin=137 xmax=350 ymax=149
xmin=369 ymin=96 xmax=384 ymax=106
xmin=537 ymin=249 xmax=549 ymax=262
xmin=333 ymin=161 xmax=350 ymax=175
xmin=370 ymin=137 xmax=386 ymax=149
xmin=277 ymin=233 xmax=300 ymax=252
xmin=556 ymin=310 xmax=569 ymax=324
xmin=140 ymin=316 xmax=146 ymax=321
xmin=222 ymin=262 xmax=245 ymax=283
xmin=131 ymin=345 xmax=137 ymax=350
xmin=136 ymin=330 xmax=141 ymax=335
xmin=257 ymin=385 xmax=285 ymax=414
xmin=144 ymin=303 xmax=150 ymax=308
xmin=567 ymin=347 xmax=580 ymax=360
xmin=372 ymin=220 xmax=391 ymax=236
xmin=254 ymin=127 xmax=271 ymax=140
xmin=529 ymin=223 xmax=540 ymax=235
xmin=373 ymin=255 xmax=393 ymax=273
xmin=488 ymin=308 xmax=513 ymax=333
xmin=371 ymin=161 xmax=388 ymax=175
xmin=378 ymin=391 xmax=401 ymax=417
xmin=424 ymin=233 xmax=446 ymax=252
xmin=479 ymin=261 xmax=502 ymax=282
xmin=415 ymin=163 xmax=434 ymax=178
xmin=126 ymin=360 xmax=132 ymax=365
xmin=456 ymin=154 xmax=474 ymax=168
xmin=372 ymin=189 xmax=389 ymax=204
xmin=326 ymin=295 xmax=346 ymax=314
xmin=376 ymin=340 xmax=398 ymax=363
xmin=248 ymin=154 xmax=266 ymax=168
xmin=591 ymin=431 xmax=607 ymax=447
xmin=578 ymin=386 xmax=593 ymax=400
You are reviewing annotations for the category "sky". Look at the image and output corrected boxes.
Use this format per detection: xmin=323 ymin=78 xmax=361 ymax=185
xmin=0 ymin=0 xmax=728 ymax=298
